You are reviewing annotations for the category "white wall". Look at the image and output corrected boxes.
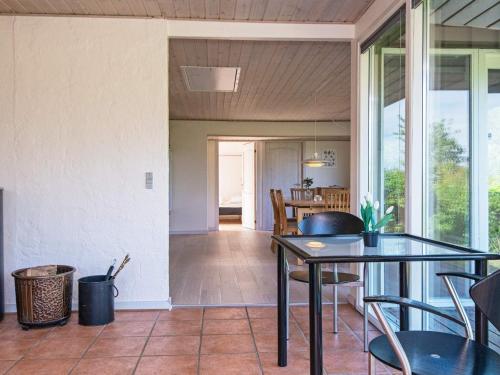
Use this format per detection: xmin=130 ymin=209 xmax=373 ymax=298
xmin=303 ymin=141 xmax=350 ymax=188
xmin=0 ymin=16 xmax=170 ymax=310
xmin=219 ymin=155 xmax=242 ymax=205
xmin=218 ymin=142 xmax=245 ymax=207
xmin=206 ymin=140 xmax=218 ymax=231
xmin=170 ymin=120 xmax=350 ymax=233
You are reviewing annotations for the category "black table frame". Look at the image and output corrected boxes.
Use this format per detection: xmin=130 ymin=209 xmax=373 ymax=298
xmin=274 ymin=233 xmax=500 ymax=375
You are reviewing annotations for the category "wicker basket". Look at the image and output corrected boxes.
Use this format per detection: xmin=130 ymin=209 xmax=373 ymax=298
xmin=12 ymin=265 xmax=75 ymax=329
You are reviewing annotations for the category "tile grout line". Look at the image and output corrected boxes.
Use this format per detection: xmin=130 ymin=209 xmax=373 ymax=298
xmin=4 ymin=326 xmax=53 ymax=374
xmin=4 ymin=359 xmax=18 ymax=374
xmin=291 ymin=305 xmax=370 ymax=375
xmin=2 ymin=325 xmax=43 ymax=375
xmin=131 ymin=312 xmax=160 ymax=374
xmin=246 ymin=307 xmax=264 ymax=375
xmin=196 ymin=308 xmax=206 ymax=375
xmin=68 ymin=320 xmax=106 ymax=374
xmin=291 ymin=307 xmax=310 ymax=343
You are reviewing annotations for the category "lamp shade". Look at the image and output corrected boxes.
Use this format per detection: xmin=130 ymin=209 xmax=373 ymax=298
xmin=302 ymin=152 xmax=325 ymax=167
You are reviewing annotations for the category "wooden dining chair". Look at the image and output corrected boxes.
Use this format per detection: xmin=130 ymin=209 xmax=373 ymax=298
xmin=275 ymin=189 xmax=298 ymax=235
xmin=290 ymin=188 xmax=309 ymax=217
xmin=321 ymin=187 xmax=346 ymax=201
xmin=270 ymin=189 xmax=281 ymax=252
xmin=364 ymin=270 xmax=500 ymax=375
xmin=290 ymin=187 xmax=308 ymax=201
xmin=325 ymin=191 xmax=351 ymax=213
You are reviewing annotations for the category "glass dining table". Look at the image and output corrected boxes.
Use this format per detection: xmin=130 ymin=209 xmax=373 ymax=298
xmin=272 ymin=233 xmax=500 ymax=375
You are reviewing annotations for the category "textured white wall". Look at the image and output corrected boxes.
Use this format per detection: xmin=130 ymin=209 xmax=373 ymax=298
xmin=170 ymin=120 xmax=350 ymax=233
xmin=0 ymin=16 xmax=170 ymax=310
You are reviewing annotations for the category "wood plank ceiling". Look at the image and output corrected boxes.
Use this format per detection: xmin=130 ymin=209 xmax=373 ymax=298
xmin=169 ymin=39 xmax=350 ymax=121
xmin=0 ymin=0 xmax=373 ymax=23
xmin=432 ymin=0 xmax=500 ymax=30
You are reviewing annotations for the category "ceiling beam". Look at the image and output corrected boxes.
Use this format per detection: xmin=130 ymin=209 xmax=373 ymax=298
xmin=167 ymin=20 xmax=355 ymax=41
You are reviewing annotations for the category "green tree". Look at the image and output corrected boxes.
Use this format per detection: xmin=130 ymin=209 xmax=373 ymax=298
xmin=489 ymin=185 xmax=500 ymax=254
xmin=384 ymin=169 xmax=405 ymax=233
xmin=428 ymin=120 xmax=469 ymax=245
xmin=383 ymin=114 xmax=406 ymax=233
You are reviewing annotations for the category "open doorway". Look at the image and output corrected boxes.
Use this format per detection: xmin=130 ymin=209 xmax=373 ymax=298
xmin=218 ymin=141 xmax=255 ymax=231
xmin=169 ymin=38 xmax=352 ymax=306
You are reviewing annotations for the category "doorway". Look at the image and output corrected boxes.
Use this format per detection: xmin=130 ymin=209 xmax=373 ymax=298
xmin=218 ymin=141 xmax=256 ymax=230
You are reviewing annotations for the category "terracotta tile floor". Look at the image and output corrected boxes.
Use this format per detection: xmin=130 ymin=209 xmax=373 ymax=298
xmin=0 ymin=305 xmax=398 ymax=374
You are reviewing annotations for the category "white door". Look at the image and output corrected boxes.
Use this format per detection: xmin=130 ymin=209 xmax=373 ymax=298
xmin=262 ymin=142 xmax=302 ymax=231
xmin=241 ymin=142 xmax=256 ymax=229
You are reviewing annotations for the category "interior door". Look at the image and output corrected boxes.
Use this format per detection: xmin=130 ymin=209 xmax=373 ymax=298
xmin=262 ymin=142 xmax=302 ymax=231
xmin=242 ymin=142 xmax=256 ymax=229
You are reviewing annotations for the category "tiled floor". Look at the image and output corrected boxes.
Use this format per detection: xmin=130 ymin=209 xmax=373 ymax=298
xmin=0 ymin=305 xmax=395 ymax=374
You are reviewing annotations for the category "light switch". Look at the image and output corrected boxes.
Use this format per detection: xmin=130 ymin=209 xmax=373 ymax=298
xmin=145 ymin=172 xmax=153 ymax=189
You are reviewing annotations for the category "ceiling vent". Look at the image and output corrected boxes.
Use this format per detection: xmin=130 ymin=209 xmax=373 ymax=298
xmin=181 ymin=66 xmax=241 ymax=92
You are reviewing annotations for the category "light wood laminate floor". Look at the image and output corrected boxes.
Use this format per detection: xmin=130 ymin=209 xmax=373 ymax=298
xmin=170 ymin=225 xmax=353 ymax=306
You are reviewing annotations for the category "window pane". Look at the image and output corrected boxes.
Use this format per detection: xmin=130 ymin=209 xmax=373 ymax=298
xmin=426 ymin=54 xmax=471 ymax=246
xmin=488 ymin=69 xmax=500 ymax=260
xmin=423 ymin=0 xmax=500 ymax=352
xmin=370 ymin=12 xmax=406 ymax=234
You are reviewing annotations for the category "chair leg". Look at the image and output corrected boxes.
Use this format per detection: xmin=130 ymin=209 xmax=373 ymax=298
xmin=333 ymin=285 xmax=338 ymax=334
xmin=364 ymin=263 xmax=369 ymax=352
xmin=333 ymin=263 xmax=338 ymax=334
xmin=368 ymin=353 xmax=376 ymax=375
xmin=286 ymin=259 xmax=290 ymax=340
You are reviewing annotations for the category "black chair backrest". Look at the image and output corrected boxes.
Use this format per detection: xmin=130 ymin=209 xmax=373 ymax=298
xmin=470 ymin=270 xmax=500 ymax=331
xmin=298 ymin=211 xmax=363 ymax=235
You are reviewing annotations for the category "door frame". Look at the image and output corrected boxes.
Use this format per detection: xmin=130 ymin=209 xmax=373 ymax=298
xmin=241 ymin=142 xmax=256 ymax=230
xmin=209 ymin=139 xmax=259 ymax=231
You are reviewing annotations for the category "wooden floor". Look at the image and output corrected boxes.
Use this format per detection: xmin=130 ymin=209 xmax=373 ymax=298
xmin=170 ymin=225 xmax=352 ymax=306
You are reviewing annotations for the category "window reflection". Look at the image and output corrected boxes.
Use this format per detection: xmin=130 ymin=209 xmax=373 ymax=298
xmin=427 ymin=54 xmax=471 ymax=246
xmin=423 ymin=0 xmax=500 ymax=352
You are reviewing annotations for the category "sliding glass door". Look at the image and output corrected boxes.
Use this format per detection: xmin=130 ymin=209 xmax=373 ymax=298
xmin=482 ymin=55 xmax=500 ymax=272
xmin=422 ymin=0 xmax=500 ymax=349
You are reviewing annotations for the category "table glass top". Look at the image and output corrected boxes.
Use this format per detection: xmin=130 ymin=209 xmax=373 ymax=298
xmin=282 ymin=235 xmax=479 ymax=259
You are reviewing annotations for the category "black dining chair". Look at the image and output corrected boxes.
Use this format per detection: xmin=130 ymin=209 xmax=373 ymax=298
xmin=288 ymin=211 xmax=370 ymax=350
xmin=364 ymin=270 xmax=500 ymax=374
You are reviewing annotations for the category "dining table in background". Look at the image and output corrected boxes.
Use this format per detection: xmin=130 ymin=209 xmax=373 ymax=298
xmin=284 ymin=199 xmax=327 ymax=224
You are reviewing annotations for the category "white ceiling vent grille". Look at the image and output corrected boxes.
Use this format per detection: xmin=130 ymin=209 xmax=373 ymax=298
xmin=181 ymin=66 xmax=241 ymax=92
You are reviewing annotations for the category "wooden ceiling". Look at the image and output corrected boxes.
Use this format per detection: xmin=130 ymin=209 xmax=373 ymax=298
xmin=0 ymin=0 xmax=373 ymax=23
xmin=169 ymin=39 xmax=351 ymax=121
xmin=432 ymin=0 xmax=500 ymax=30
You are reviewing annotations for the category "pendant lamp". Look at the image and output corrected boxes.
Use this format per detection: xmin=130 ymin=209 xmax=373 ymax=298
xmin=302 ymin=94 xmax=325 ymax=168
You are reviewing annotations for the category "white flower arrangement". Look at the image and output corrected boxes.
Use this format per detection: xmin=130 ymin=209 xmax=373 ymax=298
xmin=360 ymin=193 xmax=394 ymax=233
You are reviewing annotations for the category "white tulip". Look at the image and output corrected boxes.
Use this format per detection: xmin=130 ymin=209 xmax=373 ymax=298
xmin=365 ymin=192 xmax=373 ymax=204
xmin=360 ymin=197 xmax=366 ymax=208
xmin=374 ymin=201 xmax=380 ymax=210
xmin=386 ymin=206 xmax=394 ymax=214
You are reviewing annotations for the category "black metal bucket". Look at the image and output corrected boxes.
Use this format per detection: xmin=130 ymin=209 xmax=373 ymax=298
xmin=78 ymin=275 xmax=118 ymax=326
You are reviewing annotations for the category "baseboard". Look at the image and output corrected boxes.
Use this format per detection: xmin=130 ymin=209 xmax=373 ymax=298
xmin=4 ymin=298 xmax=173 ymax=313
xmin=170 ymin=230 xmax=209 ymax=235
xmin=114 ymin=299 xmax=172 ymax=310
